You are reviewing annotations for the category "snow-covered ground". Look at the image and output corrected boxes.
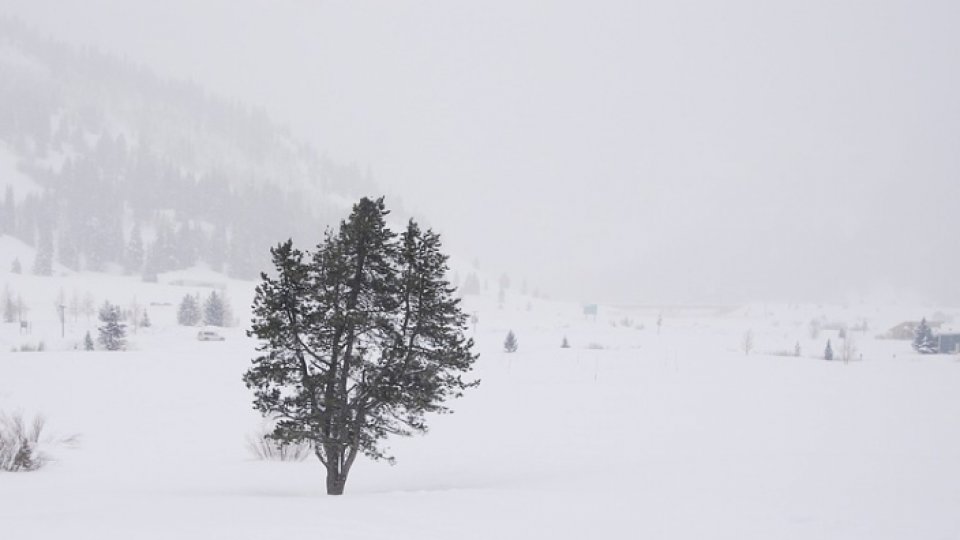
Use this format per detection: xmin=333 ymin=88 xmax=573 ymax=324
xmin=2 ymin=262 xmax=960 ymax=539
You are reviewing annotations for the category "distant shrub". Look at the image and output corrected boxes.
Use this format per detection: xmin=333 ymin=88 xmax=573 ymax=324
xmin=15 ymin=342 xmax=44 ymax=353
xmin=0 ymin=413 xmax=49 ymax=472
xmin=246 ymin=426 xmax=312 ymax=462
xmin=0 ymin=413 xmax=79 ymax=472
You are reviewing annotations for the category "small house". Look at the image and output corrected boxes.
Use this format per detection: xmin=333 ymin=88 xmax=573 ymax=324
xmin=937 ymin=333 xmax=960 ymax=354
xmin=883 ymin=320 xmax=942 ymax=340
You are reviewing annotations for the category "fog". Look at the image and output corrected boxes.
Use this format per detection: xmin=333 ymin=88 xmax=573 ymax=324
xmin=3 ymin=0 xmax=959 ymax=305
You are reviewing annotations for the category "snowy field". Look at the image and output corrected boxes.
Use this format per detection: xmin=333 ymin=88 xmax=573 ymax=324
xmin=2 ymin=270 xmax=960 ymax=539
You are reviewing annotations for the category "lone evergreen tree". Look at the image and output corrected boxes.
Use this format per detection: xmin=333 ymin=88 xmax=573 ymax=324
xmin=83 ymin=331 xmax=95 ymax=351
xmin=794 ymin=341 xmax=801 ymax=357
xmin=824 ymin=339 xmax=834 ymax=361
xmin=10 ymin=258 xmax=21 ymax=274
xmin=913 ymin=317 xmax=937 ymax=354
xmin=504 ymin=330 xmax=518 ymax=353
xmin=561 ymin=336 xmax=570 ymax=349
xmin=177 ymin=294 xmax=201 ymax=326
xmin=141 ymin=310 xmax=151 ymax=328
xmin=203 ymin=290 xmax=228 ymax=327
xmin=97 ymin=302 xmax=126 ymax=351
xmin=244 ymin=198 xmax=478 ymax=495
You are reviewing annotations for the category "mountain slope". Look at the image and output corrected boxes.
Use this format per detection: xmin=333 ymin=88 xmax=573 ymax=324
xmin=0 ymin=17 xmax=378 ymax=279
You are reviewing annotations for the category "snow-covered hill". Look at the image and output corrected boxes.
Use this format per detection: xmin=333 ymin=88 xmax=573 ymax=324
xmin=0 ymin=18 xmax=382 ymax=281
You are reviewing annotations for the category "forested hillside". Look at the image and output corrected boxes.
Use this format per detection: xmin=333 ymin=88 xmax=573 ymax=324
xmin=0 ymin=17 xmax=377 ymax=280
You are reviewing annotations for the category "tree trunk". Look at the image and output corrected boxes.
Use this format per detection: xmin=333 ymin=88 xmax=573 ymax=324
xmin=325 ymin=462 xmax=349 ymax=495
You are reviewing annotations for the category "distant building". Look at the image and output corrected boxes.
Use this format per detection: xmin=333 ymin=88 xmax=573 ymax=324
xmin=937 ymin=333 xmax=960 ymax=354
xmin=883 ymin=320 xmax=942 ymax=340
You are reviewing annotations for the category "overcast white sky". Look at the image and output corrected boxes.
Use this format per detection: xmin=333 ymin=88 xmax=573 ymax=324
xmin=3 ymin=0 xmax=959 ymax=305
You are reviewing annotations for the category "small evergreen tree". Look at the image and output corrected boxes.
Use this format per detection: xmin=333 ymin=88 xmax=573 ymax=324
xmin=177 ymin=294 xmax=201 ymax=326
xmin=913 ymin=318 xmax=937 ymax=354
xmin=83 ymin=331 xmax=94 ymax=351
xmin=824 ymin=339 xmax=834 ymax=361
xmin=203 ymin=290 xmax=229 ymax=327
xmin=97 ymin=302 xmax=126 ymax=351
xmin=504 ymin=330 xmax=518 ymax=353
xmin=140 ymin=310 xmax=151 ymax=328
xmin=10 ymin=258 xmax=21 ymax=274
xmin=561 ymin=336 xmax=570 ymax=348
xmin=794 ymin=341 xmax=801 ymax=357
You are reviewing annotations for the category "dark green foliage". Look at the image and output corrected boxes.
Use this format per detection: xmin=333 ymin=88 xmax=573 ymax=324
xmin=824 ymin=339 xmax=833 ymax=361
xmin=244 ymin=197 xmax=478 ymax=495
xmin=177 ymin=294 xmax=201 ymax=326
xmin=913 ymin=318 xmax=937 ymax=354
xmin=504 ymin=330 xmax=518 ymax=353
xmin=97 ymin=302 xmax=126 ymax=351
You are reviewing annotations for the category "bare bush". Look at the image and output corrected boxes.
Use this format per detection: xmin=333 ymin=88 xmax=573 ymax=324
xmin=741 ymin=330 xmax=754 ymax=355
xmin=0 ymin=413 xmax=48 ymax=472
xmin=13 ymin=341 xmax=45 ymax=352
xmin=246 ymin=425 xmax=312 ymax=462
xmin=840 ymin=335 xmax=859 ymax=363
